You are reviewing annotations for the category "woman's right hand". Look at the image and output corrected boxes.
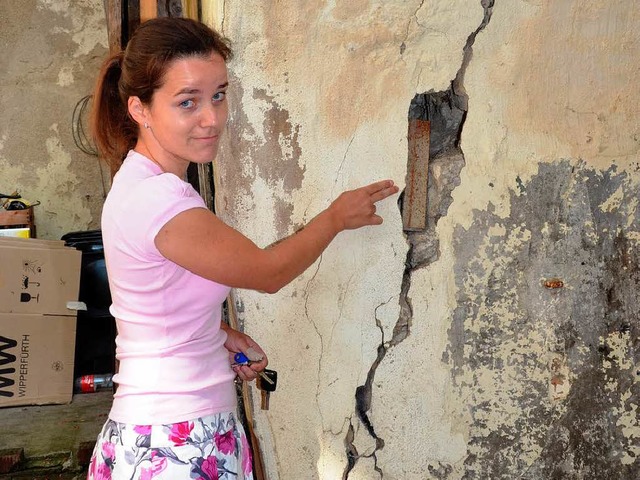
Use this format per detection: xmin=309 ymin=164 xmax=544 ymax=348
xmin=327 ymin=180 xmax=399 ymax=232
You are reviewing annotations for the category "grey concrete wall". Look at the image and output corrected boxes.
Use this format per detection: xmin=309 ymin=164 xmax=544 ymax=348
xmin=0 ymin=0 xmax=109 ymax=240
xmin=214 ymin=1 xmax=640 ymax=479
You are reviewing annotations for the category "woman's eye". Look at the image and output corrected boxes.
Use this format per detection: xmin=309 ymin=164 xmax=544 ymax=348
xmin=212 ymin=91 xmax=226 ymax=102
xmin=179 ymin=99 xmax=195 ymax=108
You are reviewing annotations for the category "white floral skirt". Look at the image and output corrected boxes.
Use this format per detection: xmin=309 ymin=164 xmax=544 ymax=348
xmin=87 ymin=412 xmax=254 ymax=480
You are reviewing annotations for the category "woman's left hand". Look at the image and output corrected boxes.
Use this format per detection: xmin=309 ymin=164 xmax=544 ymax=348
xmin=222 ymin=324 xmax=268 ymax=382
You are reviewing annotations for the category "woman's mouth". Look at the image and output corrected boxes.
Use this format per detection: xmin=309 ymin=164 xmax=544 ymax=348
xmin=194 ymin=135 xmax=219 ymax=143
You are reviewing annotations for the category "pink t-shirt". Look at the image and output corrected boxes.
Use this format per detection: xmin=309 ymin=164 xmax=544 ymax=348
xmin=101 ymin=150 xmax=236 ymax=425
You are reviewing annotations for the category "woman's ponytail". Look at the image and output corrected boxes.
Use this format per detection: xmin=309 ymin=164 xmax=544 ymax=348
xmin=90 ymin=51 xmax=137 ymax=176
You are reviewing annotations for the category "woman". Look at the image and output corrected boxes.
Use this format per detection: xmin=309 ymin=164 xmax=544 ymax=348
xmin=88 ymin=16 xmax=398 ymax=480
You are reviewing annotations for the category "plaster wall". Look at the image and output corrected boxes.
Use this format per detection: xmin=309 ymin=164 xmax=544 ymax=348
xmin=215 ymin=1 xmax=640 ymax=479
xmin=0 ymin=0 xmax=109 ymax=240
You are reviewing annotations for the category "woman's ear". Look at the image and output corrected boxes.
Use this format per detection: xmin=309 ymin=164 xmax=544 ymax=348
xmin=128 ymin=96 xmax=148 ymax=128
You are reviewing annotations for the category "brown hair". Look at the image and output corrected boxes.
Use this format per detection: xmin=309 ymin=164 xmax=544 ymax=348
xmin=90 ymin=17 xmax=233 ymax=174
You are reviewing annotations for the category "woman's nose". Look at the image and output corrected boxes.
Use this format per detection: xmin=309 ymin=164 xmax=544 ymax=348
xmin=201 ymin=104 xmax=225 ymax=128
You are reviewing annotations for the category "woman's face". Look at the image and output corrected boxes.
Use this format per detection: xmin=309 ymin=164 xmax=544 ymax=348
xmin=138 ymin=52 xmax=229 ymax=173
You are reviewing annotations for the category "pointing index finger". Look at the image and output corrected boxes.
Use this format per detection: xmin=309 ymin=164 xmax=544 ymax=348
xmin=364 ymin=180 xmax=395 ymax=194
xmin=366 ymin=180 xmax=399 ymax=203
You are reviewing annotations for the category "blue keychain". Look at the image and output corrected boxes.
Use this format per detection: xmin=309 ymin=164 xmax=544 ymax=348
xmin=234 ymin=352 xmax=251 ymax=365
xmin=232 ymin=352 xmax=274 ymax=385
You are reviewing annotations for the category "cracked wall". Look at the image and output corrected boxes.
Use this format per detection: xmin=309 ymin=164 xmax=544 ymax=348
xmin=216 ymin=0 xmax=639 ymax=479
xmin=5 ymin=1 xmax=638 ymax=477
xmin=0 ymin=0 xmax=108 ymax=239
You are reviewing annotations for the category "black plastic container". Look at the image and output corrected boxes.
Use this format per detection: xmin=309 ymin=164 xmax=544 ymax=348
xmin=62 ymin=230 xmax=116 ymax=378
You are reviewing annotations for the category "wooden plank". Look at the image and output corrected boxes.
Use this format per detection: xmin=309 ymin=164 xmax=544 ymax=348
xmin=139 ymin=0 xmax=157 ymax=22
xmin=180 ymin=0 xmax=199 ymax=19
xmin=201 ymin=0 xmax=224 ymax=30
xmin=104 ymin=0 xmax=123 ymax=54
xmin=402 ymin=119 xmax=430 ymax=231
xmin=197 ymin=163 xmax=215 ymax=211
xmin=0 ymin=208 xmax=34 ymax=238
xmin=225 ymin=293 xmax=266 ymax=480
xmin=0 ymin=208 xmax=32 ymax=227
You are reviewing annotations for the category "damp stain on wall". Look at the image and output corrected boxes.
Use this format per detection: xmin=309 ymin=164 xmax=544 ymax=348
xmin=1 ymin=0 xmax=108 ymax=239
xmin=253 ymin=88 xmax=304 ymax=193
xmin=447 ymin=161 xmax=640 ymax=478
xmin=493 ymin=1 xmax=640 ymax=164
xmin=218 ymin=80 xmax=305 ymax=239
xmin=259 ymin=1 xmax=409 ymax=140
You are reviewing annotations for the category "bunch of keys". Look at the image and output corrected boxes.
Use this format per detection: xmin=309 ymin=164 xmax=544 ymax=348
xmin=232 ymin=349 xmax=278 ymax=410
xmin=256 ymin=368 xmax=277 ymax=410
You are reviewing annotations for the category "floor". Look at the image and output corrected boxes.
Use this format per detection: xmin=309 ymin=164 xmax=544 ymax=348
xmin=0 ymin=391 xmax=112 ymax=479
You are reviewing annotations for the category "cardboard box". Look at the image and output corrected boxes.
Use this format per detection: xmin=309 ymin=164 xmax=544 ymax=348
xmin=0 ymin=314 xmax=76 ymax=406
xmin=0 ymin=238 xmax=82 ymax=315
xmin=0 ymin=238 xmax=81 ymax=406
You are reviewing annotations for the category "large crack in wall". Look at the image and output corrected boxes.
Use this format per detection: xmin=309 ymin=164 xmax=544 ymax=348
xmin=342 ymin=1 xmax=495 ymax=477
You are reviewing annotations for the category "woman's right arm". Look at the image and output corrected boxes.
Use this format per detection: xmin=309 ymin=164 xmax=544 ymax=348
xmin=155 ymin=179 xmax=398 ymax=293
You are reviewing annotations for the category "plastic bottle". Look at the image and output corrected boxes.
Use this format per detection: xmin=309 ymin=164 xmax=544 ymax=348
xmin=74 ymin=373 xmax=114 ymax=393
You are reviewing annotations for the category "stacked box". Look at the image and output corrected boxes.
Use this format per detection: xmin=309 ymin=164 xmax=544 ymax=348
xmin=0 ymin=237 xmax=81 ymax=406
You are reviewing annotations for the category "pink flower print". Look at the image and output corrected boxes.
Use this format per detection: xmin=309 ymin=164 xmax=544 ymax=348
xmin=199 ymin=455 xmax=218 ymax=480
xmin=95 ymin=462 xmax=112 ymax=480
xmin=89 ymin=456 xmax=98 ymax=479
xmin=140 ymin=451 xmax=167 ymax=480
xmin=241 ymin=433 xmax=253 ymax=475
xmin=168 ymin=421 xmax=194 ymax=446
xmin=89 ymin=457 xmax=95 ymax=475
xmin=139 ymin=467 xmax=153 ymax=480
xmin=214 ymin=429 xmax=236 ymax=455
xmin=134 ymin=425 xmax=152 ymax=435
xmin=101 ymin=441 xmax=115 ymax=461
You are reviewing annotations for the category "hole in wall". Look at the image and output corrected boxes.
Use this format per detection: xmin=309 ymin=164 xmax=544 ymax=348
xmin=400 ymin=87 xmax=467 ymax=268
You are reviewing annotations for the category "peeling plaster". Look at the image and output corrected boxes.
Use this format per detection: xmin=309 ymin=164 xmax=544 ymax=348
xmin=448 ymin=161 xmax=640 ymax=478
xmin=253 ymin=88 xmax=304 ymax=188
xmin=38 ymin=0 xmax=107 ymax=57
xmin=218 ymin=80 xmax=305 ymax=240
xmin=36 ymin=125 xmax=92 ymax=239
xmin=57 ymin=65 xmax=74 ymax=87
xmin=1 ymin=0 xmax=108 ymax=238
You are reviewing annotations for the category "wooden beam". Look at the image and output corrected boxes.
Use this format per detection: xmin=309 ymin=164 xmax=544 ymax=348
xmin=201 ymin=0 xmax=225 ymax=30
xmin=181 ymin=0 xmax=199 ymax=20
xmin=402 ymin=119 xmax=430 ymax=231
xmin=225 ymin=293 xmax=267 ymax=480
xmin=196 ymin=164 xmax=214 ymax=211
xmin=104 ymin=0 xmax=123 ymax=54
xmin=158 ymin=0 xmax=184 ymax=17
xmin=140 ymin=0 xmax=157 ymax=21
